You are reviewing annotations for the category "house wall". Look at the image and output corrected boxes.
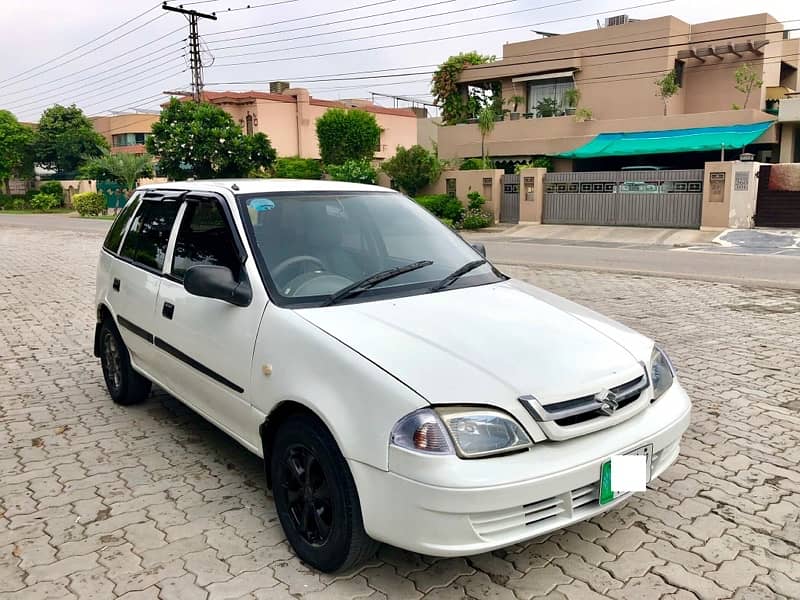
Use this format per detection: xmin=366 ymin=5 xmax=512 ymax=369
xmin=419 ymin=169 xmax=503 ymax=221
xmin=91 ymin=114 xmax=158 ymax=155
xmin=438 ymin=109 xmax=776 ymax=160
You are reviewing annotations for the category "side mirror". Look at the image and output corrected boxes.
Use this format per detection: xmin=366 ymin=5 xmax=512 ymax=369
xmin=184 ymin=265 xmax=252 ymax=307
xmin=471 ymin=242 xmax=487 ymax=258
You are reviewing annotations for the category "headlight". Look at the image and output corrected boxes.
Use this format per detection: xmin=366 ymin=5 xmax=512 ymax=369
xmin=391 ymin=407 xmax=532 ymax=458
xmin=651 ymin=346 xmax=675 ymax=400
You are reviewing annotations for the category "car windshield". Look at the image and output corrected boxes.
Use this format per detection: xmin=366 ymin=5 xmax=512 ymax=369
xmin=237 ymin=191 xmax=502 ymax=306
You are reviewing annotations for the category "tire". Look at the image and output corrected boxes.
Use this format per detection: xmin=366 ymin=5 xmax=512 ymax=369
xmin=270 ymin=414 xmax=379 ymax=573
xmin=99 ymin=319 xmax=151 ymax=406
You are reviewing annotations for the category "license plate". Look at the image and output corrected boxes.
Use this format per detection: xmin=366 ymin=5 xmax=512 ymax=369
xmin=599 ymin=444 xmax=653 ymax=505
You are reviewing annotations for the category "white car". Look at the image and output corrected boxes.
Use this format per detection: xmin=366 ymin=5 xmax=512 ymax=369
xmin=94 ymin=179 xmax=690 ymax=572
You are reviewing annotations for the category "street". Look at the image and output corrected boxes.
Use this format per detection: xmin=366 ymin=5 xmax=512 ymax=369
xmin=1 ymin=220 xmax=799 ymax=599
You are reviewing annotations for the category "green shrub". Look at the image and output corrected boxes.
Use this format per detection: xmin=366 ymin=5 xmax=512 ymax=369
xmin=11 ymin=198 xmax=28 ymax=210
xmin=459 ymin=158 xmax=484 ymax=171
xmin=461 ymin=210 xmax=493 ymax=229
xmin=72 ymin=191 xmax=107 ymax=216
xmin=439 ymin=217 xmax=455 ymax=228
xmin=326 ymin=158 xmax=377 ymax=185
xmin=514 ymin=156 xmax=553 ymax=173
xmin=273 ymin=157 xmax=322 ymax=180
xmin=380 ymin=145 xmax=441 ymax=197
xmin=467 ymin=190 xmax=486 ymax=211
xmin=38 ymin=181 xmax=65 ymax=205
xmin=414 ymin=194 xmax=464 ymax=223
xmin=30 ymin=192 xmax=61 ymax=212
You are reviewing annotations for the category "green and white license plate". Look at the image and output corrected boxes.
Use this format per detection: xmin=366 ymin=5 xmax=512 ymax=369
xmin=599 ymin=444 xmax=653 ymax=505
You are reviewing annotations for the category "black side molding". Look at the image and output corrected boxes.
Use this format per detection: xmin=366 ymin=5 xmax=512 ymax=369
xmin=117 ymin=316 xmax=154 ymax=343
xmin=154 ymin=337 xmax=244 ymax=394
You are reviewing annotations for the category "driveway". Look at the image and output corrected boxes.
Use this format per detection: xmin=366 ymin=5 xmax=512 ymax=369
xmin=1 ymin=225 xmax=799 ymax=599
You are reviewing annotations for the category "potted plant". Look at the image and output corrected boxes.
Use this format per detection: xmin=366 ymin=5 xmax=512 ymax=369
xmin=563 ymin=88 xmax=580 ymax=116
xmin=505 ymin=95 xmax=525 ymax=120
xmin=574 ymin=107 xmax=593 ymax=122
xmin=535 ymin=97 xmax=560 ymax=118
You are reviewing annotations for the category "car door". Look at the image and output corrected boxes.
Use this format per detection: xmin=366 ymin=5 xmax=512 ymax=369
xmin=152 ymin=192 xmax=267 ymax=451
xmin=111 ymin=195 xmax=182 ymax=373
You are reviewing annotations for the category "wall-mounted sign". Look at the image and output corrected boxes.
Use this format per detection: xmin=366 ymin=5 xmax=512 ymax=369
xmin=734 ymin=171 xmax=749 ymax=192
xmin=709 ymin=171 xmax=725 ymax=202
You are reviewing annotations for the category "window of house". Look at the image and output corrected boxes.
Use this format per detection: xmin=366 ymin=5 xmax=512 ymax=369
xmin=171 ymin=201 xmax=241 ymax=282
xmin=103 ymin=195 xmax=141 ymax=254
xmin=527 ymin=77 xmax=575 ymax=116
xmin=120 ymin=200 xmax=181 ymax=270
xmin=112 ymin=133 xmax=149 ymax=147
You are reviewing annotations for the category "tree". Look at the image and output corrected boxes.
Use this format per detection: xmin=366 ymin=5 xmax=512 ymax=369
xmin=734 ymin=63 xmax=763 ymax=109
xmin=326 ymin=159 xmax=377 ymax=185
xmin=654 ymin=70 xmax=680 ymax=116
xmin=315 ymin=109 xmax=381 ymax=166
xmin=477 ymin=105 xmax=496 ymax=167
xmin=34 ymin=104 xmax=107 ymax=174
xmin=432 ymin=52 xmax=496 ymax=124
xmin=146 ymin=98 xmax=276 ymax=180
xmin=81 ymin=149 xmax=154 ymax=190
xmin=381 ymin=145 xmax=441 ymax=197
xmin=0 ymin=110 xmax=34 ymax=193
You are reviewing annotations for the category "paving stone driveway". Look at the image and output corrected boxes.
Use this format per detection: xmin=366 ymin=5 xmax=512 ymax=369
xmin=1 ymin=225 xmax=799 ymax=600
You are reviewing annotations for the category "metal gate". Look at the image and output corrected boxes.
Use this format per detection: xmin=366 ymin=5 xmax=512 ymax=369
xmin=542 ymin=169 xmax=704 ymax=229
xmin=97 ymin=180 xmax=128 ymax=210
xmin=501 ymin=174 xmax=520 ymax=223
xmin=754 ymin=164 xmax=800 ymax=227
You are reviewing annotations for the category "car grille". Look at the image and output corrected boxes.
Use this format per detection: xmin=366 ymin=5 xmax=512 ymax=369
xmin=545 ymin=375 xmax=647 ymax=426
xmin=518 ymin=368 xmax=651 ymax=440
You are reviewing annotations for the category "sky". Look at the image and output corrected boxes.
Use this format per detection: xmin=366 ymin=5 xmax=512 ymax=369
xmin=0 ymin=0 xmax=795 ymax=122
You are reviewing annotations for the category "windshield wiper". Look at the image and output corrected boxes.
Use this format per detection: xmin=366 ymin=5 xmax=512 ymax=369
xmin=430 ymin=259 xmax=487 ymax=293
xmin=323 ymin=260 xmax=434 ymax=306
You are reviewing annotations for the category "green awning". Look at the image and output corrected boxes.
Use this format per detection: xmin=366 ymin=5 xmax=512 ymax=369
xmin=558 ymin=121 xmax=773 ymax=159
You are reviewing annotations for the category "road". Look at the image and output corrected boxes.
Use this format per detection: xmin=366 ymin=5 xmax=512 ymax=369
xmin=466 ymin=235 xmax=800 ymax=290
xmin=3 ymin=214 xmax=798 ymax=290
xmin=1 ymin=223 xmax=799 ymax=599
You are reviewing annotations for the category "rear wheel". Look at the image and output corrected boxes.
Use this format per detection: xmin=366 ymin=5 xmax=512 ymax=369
xmin=270 ymin=414 xmax=379 ymax=573
xmin=99 ymin=319 xmax=151 ymax=406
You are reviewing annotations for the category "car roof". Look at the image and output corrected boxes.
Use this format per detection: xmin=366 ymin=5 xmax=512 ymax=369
xmin=136 ymin=179 xmax=395 ymax=195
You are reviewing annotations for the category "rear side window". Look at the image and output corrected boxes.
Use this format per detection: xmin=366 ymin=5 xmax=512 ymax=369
xmin=103 ymin=195 xmax=140 ymax=253
xmin=120 ymin=200 xmax=181 ymax=270
xmin=171 ymin=200 xmax=241 ymax=281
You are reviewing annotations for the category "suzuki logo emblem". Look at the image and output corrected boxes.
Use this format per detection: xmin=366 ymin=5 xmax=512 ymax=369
xmin=595 ymin=389 xmax=619 ymax=416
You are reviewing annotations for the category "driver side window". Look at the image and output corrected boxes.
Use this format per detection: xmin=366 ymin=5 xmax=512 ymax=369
xmin=171 ymin=200 xmax=241 ymax=282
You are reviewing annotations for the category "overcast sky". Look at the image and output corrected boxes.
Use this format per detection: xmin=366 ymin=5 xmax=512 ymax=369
xmin=0 ymin=0 xmax=795 ymax=122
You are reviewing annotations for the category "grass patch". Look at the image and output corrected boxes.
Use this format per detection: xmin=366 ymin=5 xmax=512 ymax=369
xmin=0 ymin=208 xmax=74 ymax=215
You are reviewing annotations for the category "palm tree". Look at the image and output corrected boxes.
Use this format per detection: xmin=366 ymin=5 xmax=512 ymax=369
xmin=477 ymin=105 xmax=496 ymax=168
xmin=82 ymin=149 xmax=154 ymax=193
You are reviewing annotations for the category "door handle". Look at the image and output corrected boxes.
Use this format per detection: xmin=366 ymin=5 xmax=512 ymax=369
xmin=112 ymin=278 xmax=120 ymax=291
xmin=162 ymin=302 xmax=174 ymax=320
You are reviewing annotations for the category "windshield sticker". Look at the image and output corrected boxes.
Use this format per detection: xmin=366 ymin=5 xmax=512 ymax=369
xmin=249 ymin=198 xmax=275 ymax=212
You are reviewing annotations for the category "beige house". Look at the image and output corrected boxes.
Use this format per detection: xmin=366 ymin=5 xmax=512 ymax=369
xmin=91 ymin=113 xmax=159 ymax=155
xmin=438 ymin=12 xmax=799 ymax=169
xmin=199 ymin=88 xmax=419 ymax=161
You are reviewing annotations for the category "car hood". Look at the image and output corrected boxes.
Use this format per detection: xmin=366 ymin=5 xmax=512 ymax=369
xmin=297 ymin=279 xmax=653 ymax=409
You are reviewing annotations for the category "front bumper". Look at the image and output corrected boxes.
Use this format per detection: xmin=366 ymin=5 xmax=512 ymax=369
xmin=350 ymin=382 xmax=691 ymax=556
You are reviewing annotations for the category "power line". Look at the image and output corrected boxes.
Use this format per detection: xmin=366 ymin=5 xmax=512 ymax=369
xmin=212 ymin=0 xmax=677 ymax=67
xmin=205 ymin=0 xmax=455 ymax=46
xmin=0 ymin=12 xmax=170 ymax=89
xmin=209 ymin=0 xmax=531 ymax=56
xmin=0 ymin=2 xmax=163 ymax=86
xmin=0 ymin=37 xmax=186 ymax=102
xmin=213 ymin=0 xmax=300 ymax=14
xmin=204 ymin=0 xmax=402 ymax=37
xmin=4 ymin=50 xmax=187 ymax=113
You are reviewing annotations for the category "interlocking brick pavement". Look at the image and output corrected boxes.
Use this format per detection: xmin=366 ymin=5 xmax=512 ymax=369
xmin=1 ymin=225 xmax=799 ymax=599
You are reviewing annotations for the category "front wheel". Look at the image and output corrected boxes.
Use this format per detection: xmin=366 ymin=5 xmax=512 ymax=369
xmin=99 ymin=319 xmax=151 ymax=406
xmin=270 ymin=414 xmax=379 ymax=573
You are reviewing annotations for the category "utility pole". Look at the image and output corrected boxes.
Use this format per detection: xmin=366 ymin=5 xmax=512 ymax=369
xmin=162 ymin=2 xmax=217 ymax=102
